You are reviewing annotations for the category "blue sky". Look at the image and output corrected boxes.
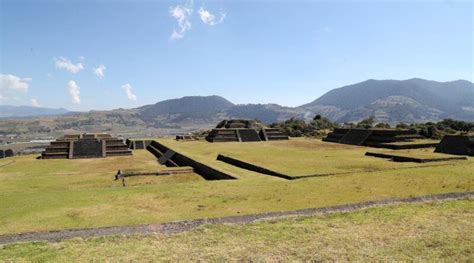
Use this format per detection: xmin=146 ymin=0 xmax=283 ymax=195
xmin=0 ymin=0 xmax=472 ymax=111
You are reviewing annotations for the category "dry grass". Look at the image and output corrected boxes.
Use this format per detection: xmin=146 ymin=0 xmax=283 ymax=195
xmin=1 ymin=200 xmax=472 ymax=261
xmin=160 ymin=138 xmax=467 ymax=177
xmin=0 ymin=138 xmax=472 ymax=236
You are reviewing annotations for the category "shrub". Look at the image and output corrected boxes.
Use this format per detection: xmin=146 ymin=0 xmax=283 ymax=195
xmin=271 ymin=115 xmax=338 ymax=137
xmin=356 ymin=116 xmax=375 ymax=129
xmin=4 ymin=149 xmax=14 ymax=158
xmin=375 ymin=123 xmax=391 ymax=129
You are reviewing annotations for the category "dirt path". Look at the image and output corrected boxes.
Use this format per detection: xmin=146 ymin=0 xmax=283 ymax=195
xmin=0 ymin=191 xmax=472 ymax=245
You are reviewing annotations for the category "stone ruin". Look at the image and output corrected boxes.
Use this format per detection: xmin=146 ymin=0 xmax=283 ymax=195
xmin=435 ymin=135 xmax=474 ymax=156
xmin=323 ymin=128 xmax=438 ymax=149
xmin=206 ymin=119 xmax=289 ymax=142
xmin=126 ymin=139 xmax=152 ymax=150
xmin=41 ymin=133 xmax=132 ymax=159
xmin=146 ymin=140 xmax=236 ymax=180
xmin=175 ymin=135 xmax=196 ymax=141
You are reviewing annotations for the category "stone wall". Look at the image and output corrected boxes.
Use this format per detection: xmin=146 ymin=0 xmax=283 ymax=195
xmin=147 ymin=141 xmax=236 ymax=180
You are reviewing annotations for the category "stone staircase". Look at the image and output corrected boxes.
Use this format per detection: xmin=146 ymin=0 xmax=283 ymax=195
xmin=260 ymin=128 xmax=290 ymax=141
xmin=105 ymin=138 xmax=132 ymax=157
xmin=206 ymin=129 xmax=240 ymax=142
xmin=41 ymin=133 xmax=131 ymax=159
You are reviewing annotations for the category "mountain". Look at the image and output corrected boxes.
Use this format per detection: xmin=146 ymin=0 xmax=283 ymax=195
xmin=2 ymin=79 xmax=473 ymax=135
xmin=301 ymin=78 xmax=474 ymax=123
xmin=0 ymin=105 xmax=69 ymax=118
xmin=136 ymin=95 xmax=235 ymax=128
xmin=134 ymin=96 xmax=305 ymax=128
xmin=225 ymin=103 xmax=306 ymax=123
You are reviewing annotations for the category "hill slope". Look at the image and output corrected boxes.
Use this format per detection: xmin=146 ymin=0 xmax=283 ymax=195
xmin=135 ymin=96 xmax=306 ymax=127
xmin=301 ymin=78 xmax=474 ymax=123
xmin=2 ymin=79 xmax=473 ymax=135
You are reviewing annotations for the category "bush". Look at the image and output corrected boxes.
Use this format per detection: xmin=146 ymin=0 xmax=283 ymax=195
xmin=396 ymin=123 xmax=409 ymax=129
xmin=4 ymin=149 xmax=14 ymax=158
xmin=419 ymin=125 xmax=442 ymax=139
xmin=375 ymin=123 xmax=391 ymax=129
xmin=311 ymin=116 xmax=338 ymax=130
xmin=271 ymin=115 xmax=338 ymax=137
xmin=356 ymin=116 xmax=375 ymax=129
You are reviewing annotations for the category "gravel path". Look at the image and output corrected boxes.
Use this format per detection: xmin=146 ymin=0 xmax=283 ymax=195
xmin=0 ymin=191 xmax=472 ymax=245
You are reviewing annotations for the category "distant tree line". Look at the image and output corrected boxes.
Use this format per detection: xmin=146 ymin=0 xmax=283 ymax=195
xmin=270 ymin=115 xmax=339 ymax=137
xmin=270 ymin=115 xmax=474 ymax=139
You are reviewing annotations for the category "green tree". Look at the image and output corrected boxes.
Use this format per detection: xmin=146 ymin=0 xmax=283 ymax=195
xmin=356 ymin=116 xmax=375 ymax=129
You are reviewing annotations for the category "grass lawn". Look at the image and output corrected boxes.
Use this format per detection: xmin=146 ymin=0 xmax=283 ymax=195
xmin=1 ymin=200 xmax=472 ymax=261
xmin=160 ymin=138 xmax=466 ymax=177
xmin=0 ymin=138 xmax=472 ymax=235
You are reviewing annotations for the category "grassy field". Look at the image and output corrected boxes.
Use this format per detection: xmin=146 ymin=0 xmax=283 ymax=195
xmin=0 ymin=138 xmax=472 ymax=236
xmin=161 ymin=138 xmax=467 ymax=177
xmin=1 ymin=200 xmax=472 ymax=261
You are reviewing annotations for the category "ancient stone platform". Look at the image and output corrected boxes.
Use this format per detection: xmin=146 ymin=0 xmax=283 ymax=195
xmin=435 ymin=135 xmax=474 ymax=156
xmin=365 ymin=152 xmax=467 ymax=163
xmin=323 ymin=128 xmax=437 ymax=149
xmin=126 ymin=139 xmax=152 ymax=150
xmin=41 ymin=133 xmax=132 ymax=159
xmin=206 ymin=119 xmax=288 ymax=143
xmin=175 ymin=135 xmax=195 ymax=141
xmin=146 ymin=140 xmax=236 ymax=180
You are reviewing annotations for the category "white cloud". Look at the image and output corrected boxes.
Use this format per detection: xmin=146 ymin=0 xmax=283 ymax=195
xmin=0 ymin=74 xmax=30 ymax=100
xmin=31 ymin=98 xmax=40 ymax=107
xmin=93 ymin=64 xmax=106 ymax=79
xmin=54 ymin=57 xmax=84 ymax=74
xmin=67 ymin=80 xmax=81 ymax=104
xmin=169 ymin=2 xmax=193 ymax=40
xmin=198 ymin=7 xmax=225 ymax=26
xmin=121 ymin=83 xmax=137 ymax=101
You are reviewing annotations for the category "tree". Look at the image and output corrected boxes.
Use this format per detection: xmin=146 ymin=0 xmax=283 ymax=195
xmin=271 ymin=116 xmax=337 ymax=137
xmin=420 ymin=125 xmax=442 ymax=139
xmin=310 ymin=115 xmax=338 ymax=130
xmin=375 ymin=123 xmax=391 ymax=129
xmin=396 ymin=122 xmax=409 ymax=129
xmin=4 ymin=149 xmax=14 ymax=158
xmin=356 ymin=116 xmax=375 ymax=129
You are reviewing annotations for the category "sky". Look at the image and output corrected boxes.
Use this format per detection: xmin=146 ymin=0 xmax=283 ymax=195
xmin=0 ymin=0 xmax=473 ymax=111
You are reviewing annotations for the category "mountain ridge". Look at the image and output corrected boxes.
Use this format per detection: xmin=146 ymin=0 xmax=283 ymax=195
xmin=0 ymin=105 xmax=70 ymax=118
xmin=1 ymin=78 xmax=473 ymax=128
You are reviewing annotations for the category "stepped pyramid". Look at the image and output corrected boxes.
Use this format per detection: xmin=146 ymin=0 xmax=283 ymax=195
xmin=206 ymin=119 xmax=289 ymax=142
xmin=41 ymin=133 xmax=132 ymax=159
xmin=435 ymin=135 xmax=474 ymax=156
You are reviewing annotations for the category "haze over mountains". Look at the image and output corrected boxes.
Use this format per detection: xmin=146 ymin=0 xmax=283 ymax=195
xmin=2 ymin=79 xmax=473 ymax=128
xmin=0 ymin=105 xmax=69 ymax=118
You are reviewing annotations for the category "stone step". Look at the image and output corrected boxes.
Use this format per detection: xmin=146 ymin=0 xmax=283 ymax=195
xmin=106 ymin=150 xmax=132 ymax=156
xmin=41 ymin=152 xmax=69 ymax=159
xmin=210 ymin=137 xmax=239 ymax=142
xmin=44 ymin=148 xmax=69 ymax=153
xmin=267 ymin=135 xmax=289 ymax=140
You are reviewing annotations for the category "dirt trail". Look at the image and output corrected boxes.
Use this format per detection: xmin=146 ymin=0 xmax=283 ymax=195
xmin=0 ymin=191 xmax=472 ymax=245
